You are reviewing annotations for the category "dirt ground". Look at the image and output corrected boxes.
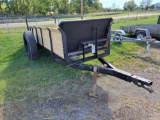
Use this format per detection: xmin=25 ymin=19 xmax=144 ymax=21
xmin=1 ymin=45 xmax=160 ymax=120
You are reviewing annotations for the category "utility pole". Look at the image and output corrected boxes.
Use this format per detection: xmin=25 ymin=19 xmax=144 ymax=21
xmin=81 ymin=0 xmax=83 ymax=19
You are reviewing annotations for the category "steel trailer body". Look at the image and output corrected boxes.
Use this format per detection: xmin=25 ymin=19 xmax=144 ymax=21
xmin=120 ymin=24 xmax=160 ymax=39
xmin=24 ymin=18 xmax=153 ymax=92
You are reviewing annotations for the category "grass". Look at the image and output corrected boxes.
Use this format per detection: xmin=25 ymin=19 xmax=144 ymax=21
xmin=0 ymin=16 xmax=157 ymax=105
xmin=86 ymin=16 xmax=158 ymax=66
xmin=57 ymin=10 xmax=160 ymax=23
xmin=112 ymin=16 xmax=157 ymax=30
xmin=0 ymin=26 xmax=81 ymax=105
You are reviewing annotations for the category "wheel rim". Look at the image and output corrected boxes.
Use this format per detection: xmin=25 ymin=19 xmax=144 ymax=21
xmin=137 ymin=34 xmax=144 ymax=39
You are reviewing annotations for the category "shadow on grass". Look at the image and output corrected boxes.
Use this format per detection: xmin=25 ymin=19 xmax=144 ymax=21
xmin=110 ymin=42 xmax=160 ymax=66
xmin=134 ymin=55 xmax=160 ymax=66
xmin=0 ymin=47 xmax=114 ymax=119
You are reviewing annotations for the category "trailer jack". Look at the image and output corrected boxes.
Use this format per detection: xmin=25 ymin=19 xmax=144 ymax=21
xmin=73 ymin=57 xmax=153 ymax=94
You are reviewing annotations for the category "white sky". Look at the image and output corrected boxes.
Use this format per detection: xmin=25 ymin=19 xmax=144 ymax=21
xmin=100 ymin=0 xmax=159 ymax=8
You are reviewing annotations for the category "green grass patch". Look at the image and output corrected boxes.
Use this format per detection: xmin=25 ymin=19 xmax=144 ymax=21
xmin=0 ymin=28 xmax=81 ymax=105
xmin=112 ymin=16 xmax=158 ymax=30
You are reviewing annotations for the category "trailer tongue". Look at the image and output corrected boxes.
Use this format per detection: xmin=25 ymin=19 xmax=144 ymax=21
xmin=74 ymin=59 xmax=152 ymax=93
xmin=24 ymin=18 xmax=153 ymax=94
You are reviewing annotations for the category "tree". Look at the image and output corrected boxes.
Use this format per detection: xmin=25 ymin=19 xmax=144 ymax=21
xmin=145 ymin=0 xmax=152 ymax=10
xmin=123 ymin=0 xmax=137 ymax=11
xmin=93 ymin=0 xmax=102 ymax=11
xmin=112 ymin=3 xmax=116 ymax=11
xmin=139 ymin=0 xmax=152 ymax=10
xmin=70 ymin=0 xmax=80 ymax=13
xmin=57 ymin=0 xmax=69 ymax=14
xmin=123 ymin=2 xmax=128 ymax=11
xmin=0 ymin=0 xmax=104 ymax=15
xmin=0 ymin=0 xmax=4 ymax=14
xmin=140 ymin=0 xmax=146 ymax=10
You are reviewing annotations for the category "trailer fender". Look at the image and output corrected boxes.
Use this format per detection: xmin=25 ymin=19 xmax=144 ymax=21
xmin=23 ymin=31 xmax=38 ymax=60
xmin=111 ymin=30 xmax=126 ymax=41
xmin=111 ymin=30 xmax=126 ymax=36
xmin=134 ymin=29 xmax=151 ymax=39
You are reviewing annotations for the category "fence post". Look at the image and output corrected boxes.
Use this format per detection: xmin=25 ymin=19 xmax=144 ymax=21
xmin=5 ymin=15 xmax=9 ymax=32
xmin=146 ymin=41 xmax=150 ymax=55
xmin=136 ymin=9 xmax=138 ymax=20
xmin=58 ymin=16 xmax=59 ymax=24
xmin=126 ymin=9 xmax=130 ymax=23
xmin=34 ymin=16 xmax=37 ymax=26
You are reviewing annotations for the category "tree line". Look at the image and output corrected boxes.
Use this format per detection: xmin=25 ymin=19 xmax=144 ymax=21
xmin=123 ymin=0 xmax=153 ymax=11
xmin=0 ymin=0 xmax=155 ymax=15
xmin=0 ymin=0 xmax=103 ymax=15
xmin=105 ymin=0 xmax=153 ymax=12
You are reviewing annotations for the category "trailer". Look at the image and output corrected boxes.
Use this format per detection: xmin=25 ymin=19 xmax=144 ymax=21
xmin=120 ymin=24 xmax=160 ymax=39
xmin=23 ymin=18 xmax=153 ymax=96
xmin=111 ymin=29 xmax=160 ymax=55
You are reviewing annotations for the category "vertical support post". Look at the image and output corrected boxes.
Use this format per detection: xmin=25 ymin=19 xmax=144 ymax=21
xmin=39 ymin=27 xmax=44 ymax=47
xmin=127 ymin=9 xmax=130 ymax=33
xmin=34 ymin=27 xmax=39 ymax=44
xmin=47 ymin=28 xmax=55 ymax=61
xmin=5 ymin=15 xmax=9 ymax=32
xmin=81 ymin=0 xmax=83 ymax=20
xmin=127 ymin=9 xmax=130 ymax=22
xmin=83 ymin=44 xmax=85 ymax=61
xmin=95 ymin=28 xmax=98 ymax=57
xmin=89 ymin=66 xmax=99 ymax=98
xmin=146 ymin=41 xmax=150 ymax=55
xmin=26 ymin=16 xmax=29 ymax=30
xmin=58 ymin=16 xmax=59 ymax=24
xmin=136 ymin=9 xmax=138 ymax=20
xmin=54 ymin=17 xmax=56 ymax=25
xmin=34 ymin=16 xmax=37 ymax=26
xmin=30 ymin=27 xmax=33 ymax=33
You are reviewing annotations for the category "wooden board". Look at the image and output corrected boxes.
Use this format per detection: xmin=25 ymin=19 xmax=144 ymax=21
xmin=34 ymin=27 xmax=64 ymax=59
xmin=32 ymin=27 xmax=37 ymax=42
xmin=48 ymin=28 xmax=64 ymax=59
xmin=40 ymin=27 xmax=51 ymax=51
xmin=36 ymin=28 xmax=43 ymax=45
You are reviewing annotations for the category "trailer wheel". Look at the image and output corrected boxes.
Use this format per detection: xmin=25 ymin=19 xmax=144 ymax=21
xmin=23 ymin=31 xmax=38 ymax=60
xmin=136 ymin=32 xmax=146 ymax=39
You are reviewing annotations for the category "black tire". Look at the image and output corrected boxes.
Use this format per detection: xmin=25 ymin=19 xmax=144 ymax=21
xmin=37 ymin=43 xmax=43 ymax=49
xmin=23 ymin=31 xmax=38 ymax=60
xmin=136 ymin=32 xmax=146 ymax=39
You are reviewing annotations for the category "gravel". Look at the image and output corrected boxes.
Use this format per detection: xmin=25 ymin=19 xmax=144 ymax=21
xmin=1 ymin=45 xmax=160 ymax=120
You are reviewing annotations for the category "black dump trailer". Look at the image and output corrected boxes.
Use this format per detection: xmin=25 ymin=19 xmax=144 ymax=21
xmin=23 ymin=18 xmax=153 ymax=94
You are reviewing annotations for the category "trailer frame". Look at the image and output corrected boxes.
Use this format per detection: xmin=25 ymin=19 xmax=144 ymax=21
xmin=24 ymin=17 xmax=153 ymax=93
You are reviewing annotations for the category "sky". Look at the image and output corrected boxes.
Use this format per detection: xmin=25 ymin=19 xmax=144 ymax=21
xmin=99 ymin=0 xmax=160 ymax=9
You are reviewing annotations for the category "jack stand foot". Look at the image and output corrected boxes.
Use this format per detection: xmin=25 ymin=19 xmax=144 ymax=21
xmin=88 ymin=66 xmax=99 ymax=98
xmin=89 ymin=93 xmax=99 ymax=98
